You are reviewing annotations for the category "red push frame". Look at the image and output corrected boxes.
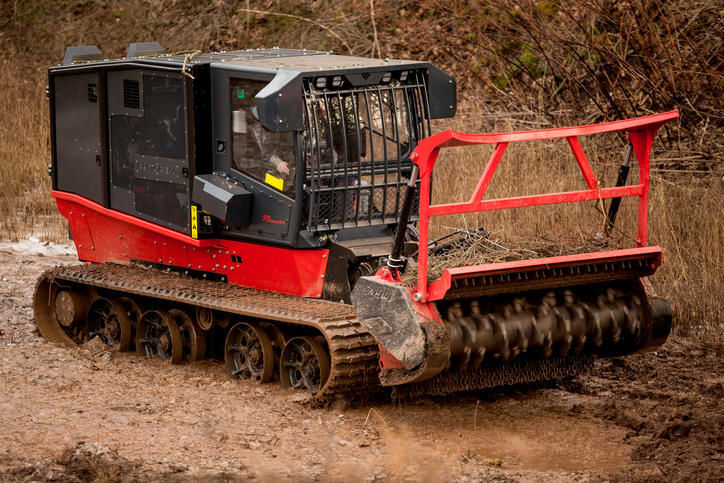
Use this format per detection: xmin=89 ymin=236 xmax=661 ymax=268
xmin=408 ymin=110 xmax=679 ymax=302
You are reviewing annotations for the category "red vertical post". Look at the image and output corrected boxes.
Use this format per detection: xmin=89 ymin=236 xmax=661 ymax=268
xmin=416 ymin=170 xmax=432 ymax=300
xmin=629 ymin=129 xmax=655 ymax=247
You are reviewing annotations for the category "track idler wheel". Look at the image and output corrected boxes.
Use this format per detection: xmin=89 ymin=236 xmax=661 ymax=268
xmin=169 ymin=309 xmax=206 ymax=363
xmin=224 ymin=322 xmax=274 ymax=383
xmin=87 ymin=298 xmax=133 ymax=351
xmin=53 ymin=289 xmax=91 ymax=344
xmin=135 ymin=310 xmax=183 ymax=363
xmin=259 ymin=322 xmax=287 ymax=379
xmin=33 ymin=279 xmax=86 ymax=345
xmin=55 ymin=290 xmax=89 ymax=328
xmin=279 ymin=336 xmax=330 ymax=393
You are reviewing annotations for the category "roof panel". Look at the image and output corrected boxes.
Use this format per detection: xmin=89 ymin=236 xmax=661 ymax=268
xmin=52 ymin=48 xmax=425 ymax=74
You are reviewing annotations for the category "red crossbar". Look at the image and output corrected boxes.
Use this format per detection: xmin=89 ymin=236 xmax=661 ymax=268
xmin=409 ymin=110 xmax=679 ymax=301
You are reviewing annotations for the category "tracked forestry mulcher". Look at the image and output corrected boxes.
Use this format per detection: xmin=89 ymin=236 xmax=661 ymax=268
xmin=35 ymin=43 xmax=676 ymax=399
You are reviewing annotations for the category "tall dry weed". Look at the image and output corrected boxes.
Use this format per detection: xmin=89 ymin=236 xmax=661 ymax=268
xmin=0 ymin=53 xmax=65 ymax=241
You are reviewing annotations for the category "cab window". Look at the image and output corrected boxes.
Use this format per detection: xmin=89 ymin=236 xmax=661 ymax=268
xmin=230 ymin=79 xmax=296 ymax=198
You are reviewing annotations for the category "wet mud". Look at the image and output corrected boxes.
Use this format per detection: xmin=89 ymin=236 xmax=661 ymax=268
xmin=0 ymin=244 xmax=721 ymax=481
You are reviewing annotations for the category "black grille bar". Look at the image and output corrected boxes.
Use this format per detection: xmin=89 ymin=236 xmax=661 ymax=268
xmin=302 ymin=74 xmax=429 ymax=232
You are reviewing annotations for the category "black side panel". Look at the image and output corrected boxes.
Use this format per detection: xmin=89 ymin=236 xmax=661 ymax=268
xmin=426 ymin=64 xmax=456 ymax=119
xmin=107 ymin=70 xmax=191 ymax=233
xmin=53 ymin=72 xmax=104 ymax=204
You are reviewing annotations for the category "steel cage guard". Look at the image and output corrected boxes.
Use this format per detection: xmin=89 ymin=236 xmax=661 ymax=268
xmin=407 ymin=110 xmax=680 ymax=302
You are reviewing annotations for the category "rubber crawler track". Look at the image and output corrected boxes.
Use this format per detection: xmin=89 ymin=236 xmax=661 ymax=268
xmin=35 ymin=263 xmax=381 ymax=400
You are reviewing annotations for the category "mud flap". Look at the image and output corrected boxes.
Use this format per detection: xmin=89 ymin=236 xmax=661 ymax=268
xmin=351 ymin=276 xmax=427 ymax=369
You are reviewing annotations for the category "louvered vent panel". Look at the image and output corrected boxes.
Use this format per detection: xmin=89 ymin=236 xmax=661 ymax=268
xmin=87 ymin=83 xmax=97 ymax=103
xmin=123 ymin=79 xmax=140 ymax=109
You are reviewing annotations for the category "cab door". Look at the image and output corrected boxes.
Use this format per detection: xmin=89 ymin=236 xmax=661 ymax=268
xmin=53 ymin=72 xmax=105 ymax=204
xmin=211 ymin=72 xmax=299 ymax=244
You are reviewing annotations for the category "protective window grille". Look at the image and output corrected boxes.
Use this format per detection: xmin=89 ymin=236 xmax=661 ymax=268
xmin=302 ymin=71 xmax=431 ymax=232
xmin=123 ymin=79 xmax=140 ymax=109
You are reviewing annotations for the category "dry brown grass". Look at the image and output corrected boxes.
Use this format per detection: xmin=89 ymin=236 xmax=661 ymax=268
xmin=0 ymin=55 xmax=65 ymax=241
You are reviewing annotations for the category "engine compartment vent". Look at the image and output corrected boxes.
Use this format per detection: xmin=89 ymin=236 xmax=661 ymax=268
xmin=87 ymin=83 xmax=98 ymax=103
xmin=123 ymin=79 xmax=140 ymax=109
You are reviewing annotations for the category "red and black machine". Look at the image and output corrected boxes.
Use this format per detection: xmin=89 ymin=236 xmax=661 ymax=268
xmin=35 ymin=43 xmax=676 ymax=398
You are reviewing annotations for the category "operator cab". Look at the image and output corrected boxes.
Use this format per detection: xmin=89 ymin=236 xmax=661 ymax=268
xmin=49 ymin=45 xmax=456 ymax=260
xmin=203 ymin=50 xmax=456 ymax=253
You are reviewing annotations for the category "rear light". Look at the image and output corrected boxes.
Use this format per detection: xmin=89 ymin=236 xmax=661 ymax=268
xmin=331 ymin=75 xmax=343 ymax=87
xmin=399 ymin=70 xmax=408 ymax=82
xmin=381 ymin=72 xmax=392 ymax=83
xmin=315 ymin=77 xmax=327 ymax=89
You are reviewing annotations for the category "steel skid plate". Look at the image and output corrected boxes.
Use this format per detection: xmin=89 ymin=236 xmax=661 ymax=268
xmin=351 ymin=275 xmax=426 ymax=369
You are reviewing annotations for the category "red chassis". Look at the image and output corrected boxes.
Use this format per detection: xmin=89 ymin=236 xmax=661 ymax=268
xmin=53 ymin=191 xmax=328 ymax=298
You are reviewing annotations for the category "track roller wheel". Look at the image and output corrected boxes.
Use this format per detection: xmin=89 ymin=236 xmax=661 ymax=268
xmin=279 ymin=336 xmax=330 ymax=393
xmin=259 ymin=322 xmax=287 ymax=368
xmin=225 ymin=322 xmax=274 ymax=383
xmin=135 ymin=310 xmax=183 ymax=363
xmin=87 ymin=298 xmax=133 ymax=351
xmin=217 ymin=313 xmax=232 ymax=329
xmin=117 ymin=296 xmax=143 ymax=329
xmin=195 ymin=307 xmax=214 ymax=331
xmin=169 ymin=309 xmax=206 ymax=363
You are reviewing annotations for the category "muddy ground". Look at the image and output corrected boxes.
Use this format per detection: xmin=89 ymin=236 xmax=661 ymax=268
xmin=0 ymin=241 xmax=721 ymax=482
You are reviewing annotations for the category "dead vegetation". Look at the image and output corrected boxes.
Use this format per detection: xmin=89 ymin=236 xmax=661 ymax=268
xmin=0 ymin=0 xmax=721 ymax=343
xmin=2 ymin=442 xmax=135 ymax=482
xmin=402 ymin=228 xmax=617 ymax=285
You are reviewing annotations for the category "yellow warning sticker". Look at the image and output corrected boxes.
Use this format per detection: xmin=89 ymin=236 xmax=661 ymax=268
xmin=265 ymin=172 xmax=284 ymax=191
xmin=191 ymin=205 xmax=198 ymax=239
